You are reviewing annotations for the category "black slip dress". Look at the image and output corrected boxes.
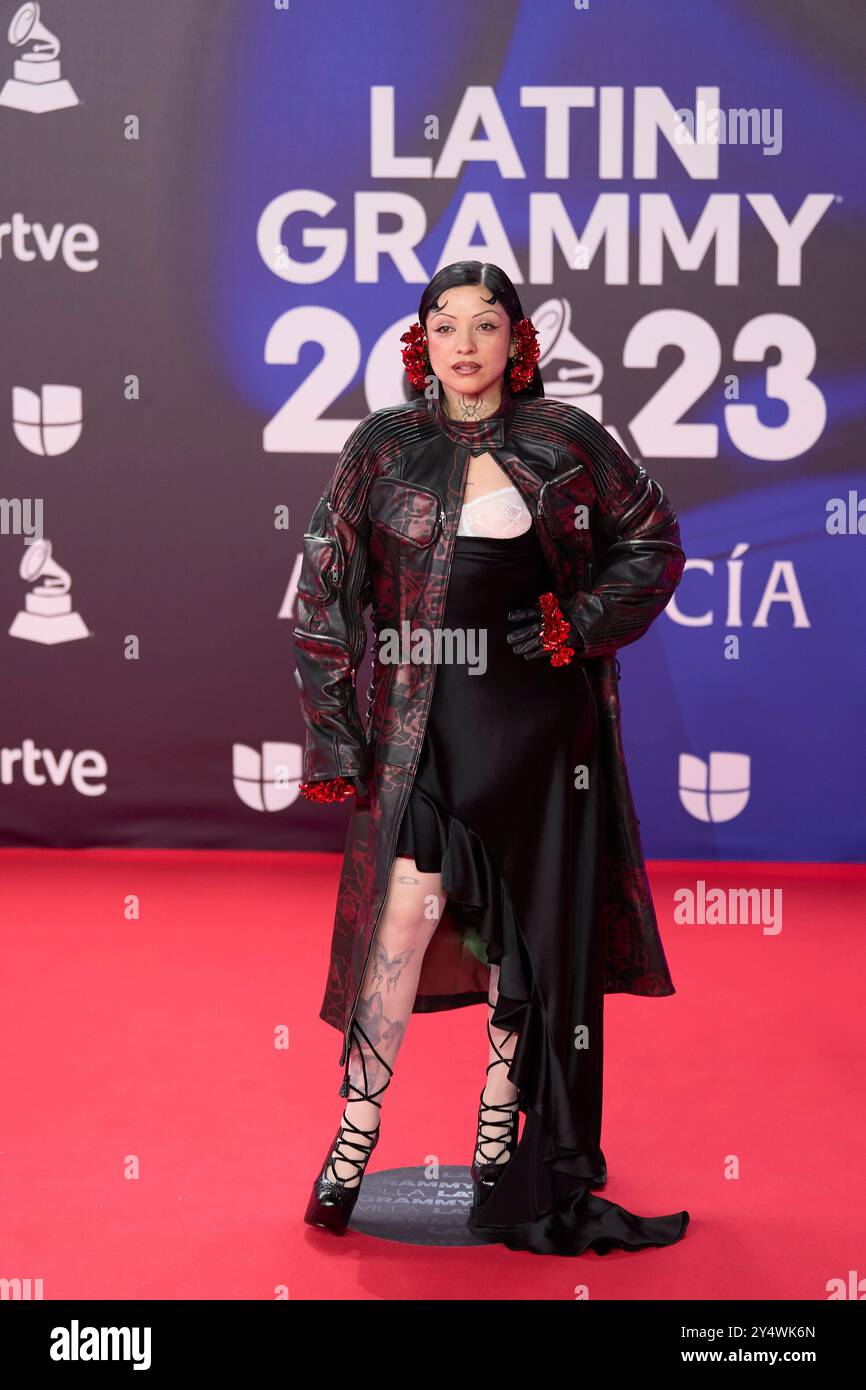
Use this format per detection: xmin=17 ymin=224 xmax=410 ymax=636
xmin=393 ymin=491 xmax=689 ymax=1257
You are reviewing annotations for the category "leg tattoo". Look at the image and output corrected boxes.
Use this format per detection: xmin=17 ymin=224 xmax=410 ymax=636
xmin=326 ymin=857 xmax=445 ymax=1184
xmin=370 ymin=940 xmax=416 ymax=993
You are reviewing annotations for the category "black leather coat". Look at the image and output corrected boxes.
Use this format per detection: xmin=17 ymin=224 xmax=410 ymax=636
xmin=293 ymin=390 xmax=686 ymax=1072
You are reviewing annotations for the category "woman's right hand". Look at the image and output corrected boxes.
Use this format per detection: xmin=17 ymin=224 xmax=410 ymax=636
xmin=298 ymin=772 xmax=370 ymax=805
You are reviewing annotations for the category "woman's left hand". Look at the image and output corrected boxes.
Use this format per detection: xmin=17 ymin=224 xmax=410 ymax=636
xmin=507 ymin=599 xmax=581 ymax=663
xmin=505 ymin=603 xmax=572 ymax=656
xmin=506 ymin=603 xmax=551 ymax=660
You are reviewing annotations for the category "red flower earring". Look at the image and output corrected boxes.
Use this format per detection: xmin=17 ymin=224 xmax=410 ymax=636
xmin=400 ymin=323 xmax=432 ymax=392
xmin=507 ymin=317 xmax=541 ymax=391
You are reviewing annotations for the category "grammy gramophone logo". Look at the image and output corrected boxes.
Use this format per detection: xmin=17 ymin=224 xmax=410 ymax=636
xmin=9 ymin=539 xmax=89 ymax=644
xmin=0 ymin=3 xmax=79 ymax=113
xmin=532 ymin=296 xmax=603 ymax=403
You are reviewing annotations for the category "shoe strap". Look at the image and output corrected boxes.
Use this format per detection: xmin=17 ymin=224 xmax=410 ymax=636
xmin=327 ymin=1019 xmax=395 ymax=1184
xmin=327 ymin=1108 xmax=381 ymax=1182
xmin=475 ymin=1009 xmax=519 ymax=1163
xmin=485 ymin=1011 xmax=516 ymax=1067
xmin=475 ymin=1093 xmax=519 ymax=1164
xmin=342 ymin=1017 xmax=395 ymax=1108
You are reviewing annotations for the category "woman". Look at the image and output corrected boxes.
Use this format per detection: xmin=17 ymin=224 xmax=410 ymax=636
xmin=294 ymin=261 xmax=689 ymax=1255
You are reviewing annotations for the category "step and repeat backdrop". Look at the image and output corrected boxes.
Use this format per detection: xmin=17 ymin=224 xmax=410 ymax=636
xmin=0 ymin=0 xmax=863 ymax=859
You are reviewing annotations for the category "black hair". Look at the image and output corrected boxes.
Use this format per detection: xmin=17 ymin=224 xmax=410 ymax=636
xmin=407 ymin=261 xmax=544 ymax=400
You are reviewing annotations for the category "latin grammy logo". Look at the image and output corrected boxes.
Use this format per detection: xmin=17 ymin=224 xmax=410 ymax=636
xmin=9 ymin=539 xmax=89 ymax=644
xmin=0 ymin=3 xmax=79 ymax=113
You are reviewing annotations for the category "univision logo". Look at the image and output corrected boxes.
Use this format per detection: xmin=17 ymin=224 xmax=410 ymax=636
xmin=12 ymin=385 xmax=82 ymax=456
xmin=679 ymin=752 xmax=750 ymax=823
xmin=233 ymin=742 xmax=303 ymax=811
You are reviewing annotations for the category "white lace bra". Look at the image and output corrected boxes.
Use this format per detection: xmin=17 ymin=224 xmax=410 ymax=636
xmin=455 ymin=484 xmax=533 ymax=538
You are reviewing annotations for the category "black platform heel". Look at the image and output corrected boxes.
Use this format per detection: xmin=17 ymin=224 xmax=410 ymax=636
xmin=470 ymin=1013 xmax=520 ymax=1212
xmin=304 ymin=1019 xmax=394 ymax=1235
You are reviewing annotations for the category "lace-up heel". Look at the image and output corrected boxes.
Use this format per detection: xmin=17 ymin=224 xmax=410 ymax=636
xmin=470 ymin=1014 xmax=519 ymax=1212
xmin=304 ymin=1019 xmax=394 ymax=1235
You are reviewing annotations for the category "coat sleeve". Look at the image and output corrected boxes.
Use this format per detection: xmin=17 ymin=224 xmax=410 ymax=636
xmin=559 ymin=410 xmax=686 ymax=660
xmin=292 ymin=412 xmax=383 ymax=793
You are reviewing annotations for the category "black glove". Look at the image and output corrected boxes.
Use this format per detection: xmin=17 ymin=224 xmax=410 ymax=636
xmin=506 ymin=603 xmax=547 ymax=660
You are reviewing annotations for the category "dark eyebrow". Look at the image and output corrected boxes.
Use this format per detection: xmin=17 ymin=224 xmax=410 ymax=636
xmin=429 ymin=309 xmax=503 ymax=319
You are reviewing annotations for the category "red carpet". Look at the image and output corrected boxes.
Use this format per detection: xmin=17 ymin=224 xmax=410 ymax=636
xmin=1 ymin=848 xmax=863 ymax=1300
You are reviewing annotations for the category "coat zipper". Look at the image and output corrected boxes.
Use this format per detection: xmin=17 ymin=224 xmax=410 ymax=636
xmin=535 ymin=461 xmax=587 ymax=519
xmin=337 ymin=462 xmax=462 ymax=1084
xmin=292 ymin=627 xmax=352 ymax=653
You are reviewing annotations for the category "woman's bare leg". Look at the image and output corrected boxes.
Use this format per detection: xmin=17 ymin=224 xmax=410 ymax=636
xmin=474 ymin=962 xmax=519 ymax=1167
xmin=327 ymin=855 xmax=446 ymax=1185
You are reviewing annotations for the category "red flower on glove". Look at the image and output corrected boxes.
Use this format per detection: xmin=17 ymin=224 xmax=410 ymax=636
xmin=506 ymin=591 xmax=576 ymax=667
xmin=538 ymin=591 xmax=576 ymax=666
xmin=299 ymin=777 xmax=356 ymax=804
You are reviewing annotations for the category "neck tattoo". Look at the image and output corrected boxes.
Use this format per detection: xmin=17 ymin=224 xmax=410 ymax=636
xmin=444 ymin=388 xmax=503 ymax=423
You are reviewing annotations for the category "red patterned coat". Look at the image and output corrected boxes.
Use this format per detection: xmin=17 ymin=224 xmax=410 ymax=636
xmin=293 ymin=390 xmax=686 ymax=1075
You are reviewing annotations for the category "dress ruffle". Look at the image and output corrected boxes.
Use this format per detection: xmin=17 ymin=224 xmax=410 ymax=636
xmin=396 ymin=783 xmax=690 ymax=1256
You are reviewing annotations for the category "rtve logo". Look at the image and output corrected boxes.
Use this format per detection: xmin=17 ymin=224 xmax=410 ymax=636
xmin=0 ymin=215 xmax=98 ymax=268
xmin=1 ymin=740 xmax=107 ymax=796
xmin=679 ymin=752 xmax=750 ymax=823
